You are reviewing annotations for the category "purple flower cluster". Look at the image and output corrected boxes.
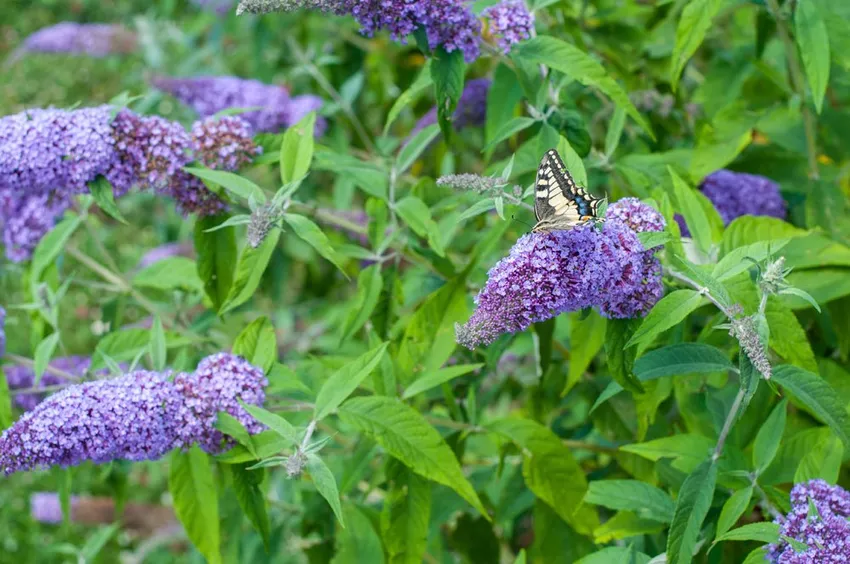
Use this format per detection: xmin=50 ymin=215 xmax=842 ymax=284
xmin=344 ymin=0 xmax=482 ymax=62
xmin=677 ymin=169 xmax=787 ymax=236
xmin=0 ymin=353 xmax=268 ymax=475
xmin=30 ymin=492 xmax=73 ymax=524
xmin=0 ymin=105 xmax=261 ymax=259
xmin=767 ymin=479 xmax=850 ymax=563
xmin=456 ymin=199 xmax=664 ymax=349
xmin=191 ymin=0 xmax=235 ymax=14
xmin=152 ymin=75 xmax=326 ymax=135
xmin=191 ymin=116 xmax=261 ymax=171
xmin=412 ymin=78 xmax=491 ymax=135
xmin=20 ymin=22 xmax=137 ymax=57
xmin=5 ymin=356 xmax=93 ymax=412
xmin=483 ymin=1 xmax=534 ymax=53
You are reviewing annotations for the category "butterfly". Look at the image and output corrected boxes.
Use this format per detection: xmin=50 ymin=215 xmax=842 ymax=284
xmin=532 ymin=149 xmax=603 ymax=233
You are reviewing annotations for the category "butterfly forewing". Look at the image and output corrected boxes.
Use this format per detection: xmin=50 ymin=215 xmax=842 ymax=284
xmin=532 ymin=149 xmax=603 ymax=233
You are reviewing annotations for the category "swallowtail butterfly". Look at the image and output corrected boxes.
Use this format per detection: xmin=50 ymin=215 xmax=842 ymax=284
xmin=532 ymin=149 xmax=603 ymax=233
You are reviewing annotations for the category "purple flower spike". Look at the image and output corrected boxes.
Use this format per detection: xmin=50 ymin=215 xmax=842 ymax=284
xmin=0 ymin=370 xmax=183 ymax=473
xmin=152 ymin=76 xmax=296 ymax=134
xmin=172 ymin=352 xmax=267 ymax=453
xmin=0 ymin=353 xmax=268 ymax=474
xmin=483 ymin=1 xmax=534 ymax=53
xmin=2 ymin=195 xmax=70 ymax=263
xmin=456 ymin=201 xmax=664 ymax=349
xmin=20 ymin=23 xmax=137 ymax=57
xmin=190 ymin=116 xmax=261 ymax=171
xmin=677 ymin=169 xmax=787 ymax=237
xmin=767 ymin=479 xmax=850 ymax=563
xmin=0 ymin=306 xmax=5 ymax=359
xmin=346 ymin=0 xmax=482 ymax=62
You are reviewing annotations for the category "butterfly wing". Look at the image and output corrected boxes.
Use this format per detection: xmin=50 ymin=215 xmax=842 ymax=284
xmin=533 ymin=149 xmax=603 ymax=232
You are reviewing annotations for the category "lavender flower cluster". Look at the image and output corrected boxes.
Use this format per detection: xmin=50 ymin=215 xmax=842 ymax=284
xmin=456 ymin=198 xmax=665 ymax=349
xmin=677 ymin=169 xmax=787 ymax=236
xmin=0 ymin=353 xmax=267 ymax=475
xmin=19 ymin=22 xmax=137 ymax=57
xmin=0 ymin=105 xmax=261 ymax=261
xmin=482 ymin=1 xmax=535 ymax=54
xmin=152 ymin=75 xmax=326 ymax=135
xmin=767 ymin=479 xmax=850 ymax=563
xmin=0 ymin=306 xmax=5 ymax=359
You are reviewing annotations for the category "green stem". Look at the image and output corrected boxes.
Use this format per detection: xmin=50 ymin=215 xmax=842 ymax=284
xmin=765 ymin=0 xmax=820 ymax=181
xmin=712 ymin=387 xmax=746 ymax=462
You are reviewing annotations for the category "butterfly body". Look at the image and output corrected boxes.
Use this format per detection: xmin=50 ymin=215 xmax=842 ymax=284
xmin=532 ymin=149 xmax=603 ymax=233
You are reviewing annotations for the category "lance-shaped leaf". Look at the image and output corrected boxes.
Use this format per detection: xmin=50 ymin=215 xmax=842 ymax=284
xmin=169 ymin=447 xmax=221 ymax=564
xmin=314 ymin=343 xmax=388 ymax=421
xmin=282 ymin=214 xmax=349 ymax=277
xmin=666 ymin=459 xmax=717 ymax=564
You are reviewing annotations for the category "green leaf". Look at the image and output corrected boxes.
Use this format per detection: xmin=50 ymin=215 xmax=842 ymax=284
xmin=314 ymin=149 xmax=388 ymax=199
xmin=752 ymin=398 xmax=787 ymax=473
xmin=0 ymin=369 xmax=12 ymax=431
xmin=219 ymin=227 xmax=281 ymax=315
xmin=402 ymin=363 xmax=483 ymax=399
xmin=605 ymin=318 xmax=643 ymax=394
xmin=670 ymin=0 xmax=723 ymax=91
xmin=714 ymin=239 xmax=791 ymax=281
xmin=795 ymin=0 xmax=830 ymax=113
xmin=33 ymin=333 xmax=60 ymax=386
xmin=714 ymin=522 xmax=780 ymax=545
xmin=576 ymin=547 xmax=651 ymax=564
xmin=765 ymin=298 xmax=817 ymax=373
xmin=282 ymin=214 xmax=349 ymax=276
xmin=483 ymin=116 xmax=537 ymax=151
xmin=485 ymin=63 xmax=525 ymax=151
xmin=666 ymin=459 xmax=717 ymax=564
xmin=79 ymin=524 xmax=120 ymax=562
xmin=339 ymin=396 xmax=488 ymax=518
xmin=716 ymin=486 xmax=753 ymax=539
xmin=557 ymin=135 xmax=588 ymax=187
xmin=397 ymin=279 xmax=468 ymax=380
xmin=626 ymin=289 xmax=704 ymax=349
xmin=195 ymin=213 xmax=237 ymax=311
xmin=184 ymin=167 xmax=265 ymax=204
xmin=215 ymin=413 xmax=256 ymax=456
xmin=592 ymin=511 xmax=666 ymax=543
xmin=280 ymin=112 xmax=316 ymax=184
xmin=513 ymin=36 xmax=653 ymax=138
xmin=620 ymin=434 xmax=714 ymax=466
xmin=216 ymin=430 xmax=292 ymax=464
xmin=670 ymin=167 xmax=714 ymax=253
xmin=332 ymin=503 xmax=384 ymax=564
xmin=604 ymin=107 xmax=627 ymax=157
xmin=149 ymin=315 xmax=166 ymax=372
xmin=458 ymin=198 xmax=497 ymax=222
xmin=133 ymin=257 xmax=204 ymax=293
xmin=395 ymin=197 xmax=445 ymax=257
xmin=314 ymin=343 xmax=388 ymax=421
xmin=430 ymin=47 xmax=465 ymax=138
xmin=487 ymin=418 xmax=598 ymax=534
xmin=242 ymin=404 xmax=298 ymax=446
xmin=637 ymin=230 xmax=672 ymax=251
xmin=232 ymin=316 xmax=277 ymax=374
xmin=91 ymin=329 xmax=190 ymax=370
xmin=169 ymin=446 xmax=221 ymax=564
xmin=584 ymin=480 xmax=674 ymax=523
xmin=31 ymin=215 xmax=82 ymax=286
xmin=381 ymin=464 xmax=431 ymax=564
xmin=228 ymin=463 xmax=270 ymax=549
xmin=396 ymin=124 xmax=440 ymax=173
xmin=89 ymin=177 xmax=128 ymax=224
xmin=772 ymin=364 xmax=850 ymax=448
xmin=306 ymin=454 xmax=346 ymax=526
xmin=385 ymin=62 xmax=433 ymax=134
xmin=564 ymin=311 xmax=606 ymax=396
xmin=794 ymin=433 xmax=843 ymax=484
xmin=339 ymin=265 xmax=383 ymax=343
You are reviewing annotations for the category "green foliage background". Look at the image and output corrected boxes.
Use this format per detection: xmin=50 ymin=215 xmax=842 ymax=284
xmin=2 ymin=0 xmax=850 ymax=563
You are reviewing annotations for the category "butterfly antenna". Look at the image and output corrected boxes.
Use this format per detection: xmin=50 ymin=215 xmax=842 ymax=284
xmin=511 ymin=214 xmax=534 ymax=230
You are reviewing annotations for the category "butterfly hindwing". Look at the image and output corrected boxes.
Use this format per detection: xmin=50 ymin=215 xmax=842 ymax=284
xmin=533 ymin=149 xmax=602 ymax=233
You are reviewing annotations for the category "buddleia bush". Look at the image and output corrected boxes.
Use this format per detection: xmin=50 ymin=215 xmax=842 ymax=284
xmin=1 ymin=0 xmax=850 ymax=562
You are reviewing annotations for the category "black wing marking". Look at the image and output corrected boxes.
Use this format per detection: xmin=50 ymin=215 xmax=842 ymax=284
xmin=533 ymin=149 xmax=602 ymax=230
